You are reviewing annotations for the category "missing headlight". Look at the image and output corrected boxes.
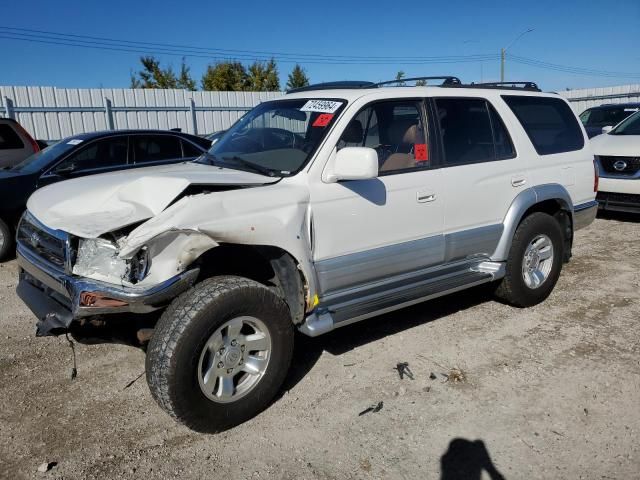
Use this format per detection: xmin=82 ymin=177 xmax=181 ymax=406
xmin=73 ymin=238 xmax=129 ymax=280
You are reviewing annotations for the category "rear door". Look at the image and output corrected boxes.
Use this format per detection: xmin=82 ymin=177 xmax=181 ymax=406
xmin=434 ymin=96 xmax=526 ymax=262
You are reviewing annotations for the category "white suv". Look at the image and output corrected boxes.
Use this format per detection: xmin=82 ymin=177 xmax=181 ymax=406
xmin=15 ymin=78 xmax=598 ymax=432
xmin=591 ymin=110 xmax=640 ymax=213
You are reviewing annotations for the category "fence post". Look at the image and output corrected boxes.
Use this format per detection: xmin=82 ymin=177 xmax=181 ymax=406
xmin=104 ymin=97 xmax=114 ymax=130
xmin=189 ymin=98 xmax=198 ymax=135
xmin=3 ymin=97 xmax=15 ymax=119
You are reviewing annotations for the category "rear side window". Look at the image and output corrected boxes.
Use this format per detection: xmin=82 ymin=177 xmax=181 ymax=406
xmin=435 ymin=98 xmax=515 ymax=165
xmin=502 ymin=96 xmax=584 ymax=155
xmin=133 ymin=135 xmax=182 ymax=163
xmin=0 ymin=124 xmax=25 ymax=149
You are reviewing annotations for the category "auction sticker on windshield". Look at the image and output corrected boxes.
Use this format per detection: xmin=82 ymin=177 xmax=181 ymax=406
xmin=300 ymin=100 xmax=342 ymax=114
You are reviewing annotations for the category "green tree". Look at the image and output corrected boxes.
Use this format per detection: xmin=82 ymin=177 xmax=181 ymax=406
xmin=395 ymin=70 xmax=406 ymax=86
xmin=286 ymin=64 xmax=310 ymax=90
xmin=201 ymin=61 xmax=249 ymax=91
xmin=130 ymin=56 xmax=195 ymax=90
xmin=415 ymin=79 xmax=427 ymax=86
xmin=177 ymin=60 xmax=196 ymax=91
xmin=247 ymin=58 xmax=280 ymax=91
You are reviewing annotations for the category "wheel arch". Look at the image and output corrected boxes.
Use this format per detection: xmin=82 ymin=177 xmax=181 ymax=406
xmin=192 ymin=243 xmax=308 ymax=325
xmin=492 ymin=184 xmax=574 ymax=262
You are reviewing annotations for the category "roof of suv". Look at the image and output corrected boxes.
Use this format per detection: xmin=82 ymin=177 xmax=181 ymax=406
xmin=284 ymin=85 xmax=559 ymax=103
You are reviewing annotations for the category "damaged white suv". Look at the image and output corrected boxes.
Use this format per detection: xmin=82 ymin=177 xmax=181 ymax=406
xmin=16 ymin=78 xmax=598 ymax=432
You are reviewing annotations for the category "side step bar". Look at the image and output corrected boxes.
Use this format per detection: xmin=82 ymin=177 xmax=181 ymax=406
xmin=300 ymin=261 xmax=503 ymax=337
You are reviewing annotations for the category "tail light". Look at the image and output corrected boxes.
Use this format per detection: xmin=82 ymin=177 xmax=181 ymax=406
xmin=593 ymin=156 xmax=599 ymax=192
xmin=13 ymin=122 xmax=40 ymax=153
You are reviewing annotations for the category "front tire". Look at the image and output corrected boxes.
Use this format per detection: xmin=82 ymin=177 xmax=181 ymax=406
xmin=0 ymin=218 xmax=13 ymax=261
xmin=494 ymin=212 xmax=564 ymax=307
xmin=146 ymin=276 xmax=294 ymax=433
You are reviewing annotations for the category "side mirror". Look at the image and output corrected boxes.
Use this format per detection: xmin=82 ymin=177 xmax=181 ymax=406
xmin=602 ymin=125 xmax=613 ymax=134
xmin=326 ymin=147 xmax=379 ymax=183
xmin=53 ymin=163 xmax=77 ymax=176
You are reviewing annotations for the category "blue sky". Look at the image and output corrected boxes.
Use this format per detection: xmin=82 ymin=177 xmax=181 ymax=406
xmin=1 ymin=0 xmax=638 ymax=91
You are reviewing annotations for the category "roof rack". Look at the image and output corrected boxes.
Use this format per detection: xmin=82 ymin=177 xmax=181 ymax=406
xmin=465 ymin=81 xmax=541 ymax=92
xmin=286 ymin=81 xmax=376 ymax=94
xmin=374 ymin=76 xmax=462 ymax=87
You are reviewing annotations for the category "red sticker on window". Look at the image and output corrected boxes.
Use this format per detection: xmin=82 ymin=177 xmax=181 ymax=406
xmin=415 ymin=143 xmax=428 ymax=162
xmin=312 ymin=113 xmax=334 ymax=127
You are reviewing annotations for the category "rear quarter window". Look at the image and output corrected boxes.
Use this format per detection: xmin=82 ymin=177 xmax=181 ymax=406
xmin=502 ymin=96 xmax=584 ymax=155
xmin=0 ymin=124 xmax=25 ymax=149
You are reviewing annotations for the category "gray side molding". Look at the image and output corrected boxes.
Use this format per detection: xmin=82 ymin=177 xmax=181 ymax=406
xmin=492 ymin=184 xmax=573 ymax=261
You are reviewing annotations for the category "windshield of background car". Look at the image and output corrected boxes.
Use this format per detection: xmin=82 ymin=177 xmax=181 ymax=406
xmin=580 ymin=107 xmax=638 ymax=127
xmin=200 ymin=98 xmax=347 ymax=176
xmin=611 ymin=111 xmax=640 ymax=135
xmin=9 ymin=139 xmax=76 ymax=173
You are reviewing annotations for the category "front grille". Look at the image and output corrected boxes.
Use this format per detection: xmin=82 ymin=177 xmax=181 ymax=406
xmin=598 ymin=156 xmax=640 ymax=175
xmin=17 ymin=213 xmax=70 ymax=272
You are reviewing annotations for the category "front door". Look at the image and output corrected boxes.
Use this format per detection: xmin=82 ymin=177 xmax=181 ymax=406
xmin=310 ymin=99 xmax=445 ymax=297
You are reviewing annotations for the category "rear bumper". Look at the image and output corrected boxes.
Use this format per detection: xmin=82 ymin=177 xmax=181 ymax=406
xmin=17 ymin=245 xmax=199 ymax=336
xmin=596 ymin=192 xmax=640 ymax=214
xmin=573 ymin=200 xmax=598 ymax=230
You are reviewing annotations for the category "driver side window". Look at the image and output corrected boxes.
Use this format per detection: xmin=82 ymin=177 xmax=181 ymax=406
xmin=56 ymin=137 xmax=129 ymax=173
xmin=338 ymin=100 xmax=430 ymax=175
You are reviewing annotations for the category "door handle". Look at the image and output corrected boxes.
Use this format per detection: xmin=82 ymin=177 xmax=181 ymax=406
xmin=417 ymin=192 xmax=436 ymax=203
xmin=511 ymin=176 xmax=526 ymax=187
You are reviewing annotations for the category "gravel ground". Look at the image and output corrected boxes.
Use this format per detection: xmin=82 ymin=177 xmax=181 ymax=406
xmin=1 ymin=215 xmax=639 ymax=480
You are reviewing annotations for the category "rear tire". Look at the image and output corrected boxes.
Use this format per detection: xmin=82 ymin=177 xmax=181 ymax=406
xmin=494 ymin=212 xmax=564 ymax=307
xmin=146 ymin=275 xmax=294 ymax=433
xmin=0 ymin=218 xmax=13 ymax=261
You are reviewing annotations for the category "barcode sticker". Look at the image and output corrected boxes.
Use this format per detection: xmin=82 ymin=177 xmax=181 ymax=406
xmin=300 ymin=100 xmax=342 ymax=113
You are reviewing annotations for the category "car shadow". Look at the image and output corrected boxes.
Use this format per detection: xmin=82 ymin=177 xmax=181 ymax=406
xmin=282 ymin=284 xmax=495 ymax=392
xmin=597 ymin=210 xmax=640 ymax=223
xmin=440 ymin=437 xmax=506 ymax=480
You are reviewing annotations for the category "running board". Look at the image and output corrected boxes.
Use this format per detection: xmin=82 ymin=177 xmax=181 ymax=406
xmin=299 ymin=261 xmax=503 ymax=337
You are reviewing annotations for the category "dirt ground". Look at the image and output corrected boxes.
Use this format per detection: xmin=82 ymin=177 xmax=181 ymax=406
xmin=1 ymin=214 xmax=639 ymax=480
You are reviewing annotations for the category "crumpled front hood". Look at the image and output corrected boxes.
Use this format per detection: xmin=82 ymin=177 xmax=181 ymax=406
xmin=27 ymin=162 xmax=276 ymax=238
xmin=590 ymin=133 xmax=640 ymax=156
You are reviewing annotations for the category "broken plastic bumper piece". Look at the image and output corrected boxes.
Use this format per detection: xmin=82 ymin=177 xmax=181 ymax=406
xmin=16 ymin=244 xmax=199 ymax=336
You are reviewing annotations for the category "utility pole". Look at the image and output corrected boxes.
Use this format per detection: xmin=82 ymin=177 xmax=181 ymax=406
xmin=501 ymin=29 xmax=533 ymax=82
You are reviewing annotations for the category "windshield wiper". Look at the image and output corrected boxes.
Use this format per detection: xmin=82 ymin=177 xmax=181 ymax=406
xmin=221 ymin=156 xmax=278 ymax=177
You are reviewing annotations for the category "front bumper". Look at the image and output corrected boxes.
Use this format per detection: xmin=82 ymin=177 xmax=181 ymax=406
xmin=596 ymin=192 xmax=640 ymax=214
xmin=16 ymin=244 xmax=199 ymax=336
xmin=573 ymin=200 xmax=598 ymax=230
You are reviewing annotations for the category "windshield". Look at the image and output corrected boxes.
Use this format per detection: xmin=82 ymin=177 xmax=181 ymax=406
xmin=198 ymin=98 xmax=346 ymax=176
xmin=580 ymin=106 xmax=638 ymax=127
xmin=610 ymin=111 xmax=640 ymax=135
xmin=9 ymin=140 xmax=75 ymax=173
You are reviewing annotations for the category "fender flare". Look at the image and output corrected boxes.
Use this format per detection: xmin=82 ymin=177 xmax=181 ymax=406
xmin=491 ymin=184 xmax=573 ymax=261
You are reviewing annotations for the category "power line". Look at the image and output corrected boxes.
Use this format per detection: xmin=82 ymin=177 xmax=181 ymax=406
xmin=1 ymin=25 xmax=638 ymax=79
xmin=0 ymin=26 xmax=499 ymax=64
xmin=508 ymin=54 xmax=640 ymax=79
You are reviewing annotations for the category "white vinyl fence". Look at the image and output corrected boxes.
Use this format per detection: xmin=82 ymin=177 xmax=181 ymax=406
xmin=559 ymin=84 xmax=640 ymax=114
xmin=0 ymin=86 xmax=283 ymax=141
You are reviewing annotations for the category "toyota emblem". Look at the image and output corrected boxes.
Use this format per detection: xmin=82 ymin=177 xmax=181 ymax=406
xmin=613 ymin=160 xmax=627 ymax=171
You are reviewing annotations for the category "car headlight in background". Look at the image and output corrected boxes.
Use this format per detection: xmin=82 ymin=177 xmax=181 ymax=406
xmin=72 ymin=238 xmax=150 ymax=284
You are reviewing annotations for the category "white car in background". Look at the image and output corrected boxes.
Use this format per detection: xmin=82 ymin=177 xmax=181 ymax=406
xmin=591 ymin=111 xmax=640 ymax=213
